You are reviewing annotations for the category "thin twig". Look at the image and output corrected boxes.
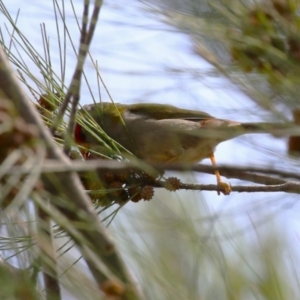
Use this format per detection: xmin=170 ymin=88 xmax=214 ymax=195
xmin=4 ymin=157 xmax=300 ymax=194
xmin=51 ymin=0 xmax=103 ymax=156
xmin=155 ymin=181 xmax=300 ymax=194
xmin=6 ymin=159 xmax=299 ymax=183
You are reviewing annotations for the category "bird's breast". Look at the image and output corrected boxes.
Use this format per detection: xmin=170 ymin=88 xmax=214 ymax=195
xmin=123 ymin=118 xmax=218 ymax=163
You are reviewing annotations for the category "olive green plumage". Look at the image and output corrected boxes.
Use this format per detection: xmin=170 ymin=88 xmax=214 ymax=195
xmin=74 ymin=102 xmax=296 ymax=196
xmin=76 ymin=102 xmax=250 ymax=163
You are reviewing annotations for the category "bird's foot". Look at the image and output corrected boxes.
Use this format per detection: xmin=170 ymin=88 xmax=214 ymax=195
xmin=217 ymin=181 xmax=231 ymax=196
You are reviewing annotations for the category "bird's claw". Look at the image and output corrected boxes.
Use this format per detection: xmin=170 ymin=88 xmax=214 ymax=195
xmin=217 ymin=181 xmax=231 ymax=196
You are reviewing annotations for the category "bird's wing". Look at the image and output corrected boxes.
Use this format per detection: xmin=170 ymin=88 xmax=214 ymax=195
xmin=127 ymin=103 xmax=214 ymax=121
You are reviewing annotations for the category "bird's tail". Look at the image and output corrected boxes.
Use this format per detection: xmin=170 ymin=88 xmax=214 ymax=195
xmin=196 ymin=119 xmax=300 ymax=141
xmin=240 ymin=122 xmax=300 ymax=136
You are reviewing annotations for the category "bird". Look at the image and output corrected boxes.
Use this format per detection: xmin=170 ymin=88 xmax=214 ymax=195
xmin=74 ymin=102 xmax=295 ymax=195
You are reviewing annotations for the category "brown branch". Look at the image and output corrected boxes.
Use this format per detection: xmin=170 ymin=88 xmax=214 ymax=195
xmin=155 ymin=181 xmax=300 ymax=194
xmin=9 ymin=160 xmax=300 ymax=192
xmin=190 ymin=164 xmax=300 ymax=182
xmin=0 ymin=42 xmax=143 ymax=300
xmin=8 ymin=159 xmax=296 ymax=185
xmin=231 ymin=182 xmax=300 ymax=193
xmin=6 ymin=158 xmax=299 ymax=194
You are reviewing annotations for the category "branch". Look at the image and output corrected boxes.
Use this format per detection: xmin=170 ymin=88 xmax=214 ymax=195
xmin=5 ymin=157 xmax=300 ymax=195
xmin=156 ymin=181 xmax=300 ymax=194
xmin=52 ymin=0 xmax=103 ymax=155
xmin=5 ymin=159 xmax=295 ymax=177
xmin=7 ymin=159 xmax=298 ymax=185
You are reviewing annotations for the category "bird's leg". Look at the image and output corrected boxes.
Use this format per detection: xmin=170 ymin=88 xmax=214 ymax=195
xmin=209 ymin=154 xmax=231 ymax=195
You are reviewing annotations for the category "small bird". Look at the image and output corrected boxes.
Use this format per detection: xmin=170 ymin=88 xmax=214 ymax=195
xmin=74 ymin=102 xmax=295 ymax=195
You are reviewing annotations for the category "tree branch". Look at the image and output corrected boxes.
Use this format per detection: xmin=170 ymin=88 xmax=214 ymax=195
xmin=156 ymin=181 xmax=300 ymax=194
xmin=5 ymin=158 xmax=300 ymax=194
xmin=6 ymin=159 xmax=297 ymax=181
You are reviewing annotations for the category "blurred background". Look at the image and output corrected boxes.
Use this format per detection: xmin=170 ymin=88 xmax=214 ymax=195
xmin=1 ymin=0 xmax=300 ymax=299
